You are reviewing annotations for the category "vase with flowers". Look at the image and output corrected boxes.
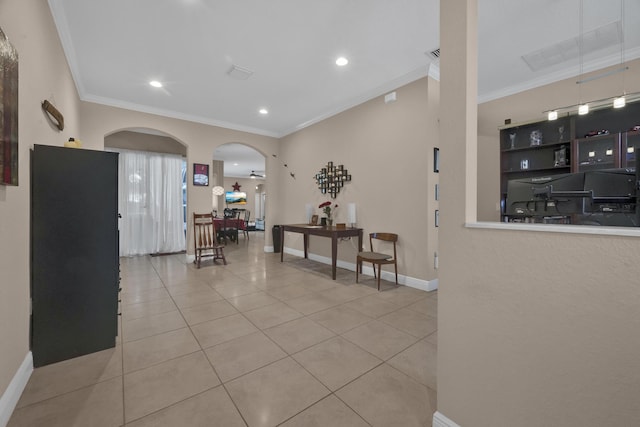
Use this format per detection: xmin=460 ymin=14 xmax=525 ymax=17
xmin=319 ymin=201 xmax=338 ymax=226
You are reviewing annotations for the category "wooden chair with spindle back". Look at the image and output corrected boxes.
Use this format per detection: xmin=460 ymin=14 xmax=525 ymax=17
xmin=193 ymin=212 xmax=226 ymax=268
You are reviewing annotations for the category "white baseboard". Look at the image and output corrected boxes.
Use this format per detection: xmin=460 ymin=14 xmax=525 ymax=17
xmin=0 ymin=352 xmax=33 ymax=427
xmin=189 ymin=245 xmax=439 ymax=292
xmin=433 ymin=411 xmax=461 ymax=427
xmin=283 ymin=247 xmax=438 ymax=292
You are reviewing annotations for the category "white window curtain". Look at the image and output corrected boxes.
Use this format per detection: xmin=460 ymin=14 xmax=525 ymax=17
xmin=115 ymin=149 xmax=186 ymax=256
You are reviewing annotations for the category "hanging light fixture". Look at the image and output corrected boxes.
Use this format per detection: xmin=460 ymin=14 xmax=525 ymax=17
xmin=578 ymin=104 xmax=589 ymax=115
xmin=577 ymin=0 xmax=587 ymax=116
xmin=614 ymin=0 xmax=627 ymax=109
xmin=613 ymin=96 xmax=626 ymax=108
xmin=545 ymin=0 xmax=632 ymax=120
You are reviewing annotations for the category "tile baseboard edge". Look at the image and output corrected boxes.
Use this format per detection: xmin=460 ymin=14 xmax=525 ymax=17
xmin=0 ymin=351 xmax=33 ymax=427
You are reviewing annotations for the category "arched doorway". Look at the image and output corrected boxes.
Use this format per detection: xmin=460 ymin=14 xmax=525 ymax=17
xmin=105 ymin=128 xmax=188 ymax=256
xmin=213 ymin=143 xmax=266 ymax=230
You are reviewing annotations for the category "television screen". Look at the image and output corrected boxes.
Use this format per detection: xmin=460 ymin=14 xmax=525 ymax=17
xmin=506 ymin=173 xmax=586 ymax=217
xmin=225 ymin=191 xmax=247 ymax=205
xmin=579 ymin=168 xmax=637 ymax=226
xmin=583 ymin=169 xmax=635 ymax=205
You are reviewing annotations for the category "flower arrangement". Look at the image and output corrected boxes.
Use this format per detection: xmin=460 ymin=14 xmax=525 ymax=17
xmin=319 ymin=201 xmax=338 ymax=223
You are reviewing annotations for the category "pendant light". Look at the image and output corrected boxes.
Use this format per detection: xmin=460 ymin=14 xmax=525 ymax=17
xmin=614 ymin=0 xmax=626 ymax=109
xmin=577 ymin=0 xmax=587 ymax=115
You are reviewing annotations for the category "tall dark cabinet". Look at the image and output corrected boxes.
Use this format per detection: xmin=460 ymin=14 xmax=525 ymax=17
xmin=31 ymin=145 xmax=119 ymax=367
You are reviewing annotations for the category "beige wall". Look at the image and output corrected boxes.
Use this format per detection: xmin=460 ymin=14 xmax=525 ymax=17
xmin=0 ymin=0 xmax=83 ymax=398
xmin=8 ymin=2 xmax=639 ymax=425
xmin=278 ymin=77 xmax=440 ymax=284
xmin=439 ymin=1 xmax=640 ymax=426
xmin=79 ymin=102 xmax=280 ymax=253
xmin=105 ymin=130 xmax=187 ymax=156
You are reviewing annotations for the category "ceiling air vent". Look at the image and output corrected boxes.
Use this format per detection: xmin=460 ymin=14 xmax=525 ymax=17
xmin=227 ymin=65 xmax=254 ymax=80
xmin=522 ymin=21 xmax=621 ymax=72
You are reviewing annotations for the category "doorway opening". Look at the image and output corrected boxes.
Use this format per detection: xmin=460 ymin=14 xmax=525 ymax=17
xmin=105 ymin=129 xmax=187 ymax=256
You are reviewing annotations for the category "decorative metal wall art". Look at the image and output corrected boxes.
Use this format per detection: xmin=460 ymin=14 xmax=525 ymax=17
xmin=314 ymin=161 xmax=351 ymax=198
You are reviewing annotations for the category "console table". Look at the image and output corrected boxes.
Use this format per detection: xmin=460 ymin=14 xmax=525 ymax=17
xmin=280 ymin=224 xmax=363 ymax=280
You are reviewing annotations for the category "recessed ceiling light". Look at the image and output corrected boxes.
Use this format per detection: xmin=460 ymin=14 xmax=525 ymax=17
xmin=149 ymin=80 xmax=163 ymax=88
xmin=336 ymin=57 xmax=349 ymax=66
xmin=259 ymin=108 xmax=268 ymax=115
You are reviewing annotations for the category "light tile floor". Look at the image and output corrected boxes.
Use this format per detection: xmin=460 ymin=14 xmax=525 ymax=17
xmin=9 ymin=232 xmax=437 ymax=427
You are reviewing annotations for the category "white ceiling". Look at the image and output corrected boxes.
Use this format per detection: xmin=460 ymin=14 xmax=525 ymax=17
xmin=48 ymin=0 xmax=640 ymax=176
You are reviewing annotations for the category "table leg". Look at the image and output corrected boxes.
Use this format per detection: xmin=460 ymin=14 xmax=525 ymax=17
xmin=331 ymin=235 xmax=338 ymax=280
xmin=357 ymin=230 xmax=363 ymax=274
xmin=280 ymin=227 xmax=284 ymax=261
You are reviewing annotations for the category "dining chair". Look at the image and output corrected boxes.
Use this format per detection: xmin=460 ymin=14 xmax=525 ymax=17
xmin=193 ymin=212 xmax=226 ymax=267
xmin=222 ymin=209 xmax=240 ymax=244
xmin=241 ymin=210 xmax=251 ymax=240
xmin=356 ymin=232 xmax=398 ymax=291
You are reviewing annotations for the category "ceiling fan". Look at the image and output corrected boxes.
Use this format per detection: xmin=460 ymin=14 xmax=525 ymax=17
xmin=249 ymin=170 xmax=265 ymax=179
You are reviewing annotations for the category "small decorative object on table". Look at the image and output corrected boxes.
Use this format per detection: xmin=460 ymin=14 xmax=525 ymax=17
xmin=319 ymin=201 xmax=338 ymax=226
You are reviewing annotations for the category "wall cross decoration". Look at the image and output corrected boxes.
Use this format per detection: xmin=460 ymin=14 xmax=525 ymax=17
xmin=314 ymin=161 xmax=351 ymax=198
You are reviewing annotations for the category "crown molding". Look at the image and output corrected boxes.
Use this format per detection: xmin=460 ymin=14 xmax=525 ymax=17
xmin=280 ymin=65 xmax=430 ymax=137
xmin=81 ymin=94 xmax=281 ymax=138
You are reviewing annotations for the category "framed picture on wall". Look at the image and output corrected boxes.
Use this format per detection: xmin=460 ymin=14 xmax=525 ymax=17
xmin=193 ymin=163 xmax=209 ymax=186
xmin=0 ymin=27 xmax=19 ymax=186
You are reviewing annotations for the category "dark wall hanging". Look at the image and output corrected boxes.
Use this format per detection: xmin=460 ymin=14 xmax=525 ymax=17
xmin=0 ymin=26 xmax=18 ymax=186
xmin=314 ymin=161 xmax=351 ymax=199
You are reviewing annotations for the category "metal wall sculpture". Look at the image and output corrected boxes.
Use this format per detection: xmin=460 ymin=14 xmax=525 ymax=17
xmin=314 ymin=161 xmax=352 ymax=198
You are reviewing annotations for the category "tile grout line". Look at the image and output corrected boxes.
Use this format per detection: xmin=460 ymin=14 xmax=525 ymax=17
xmin=113 ymin=241 xmax=435 ymax=426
